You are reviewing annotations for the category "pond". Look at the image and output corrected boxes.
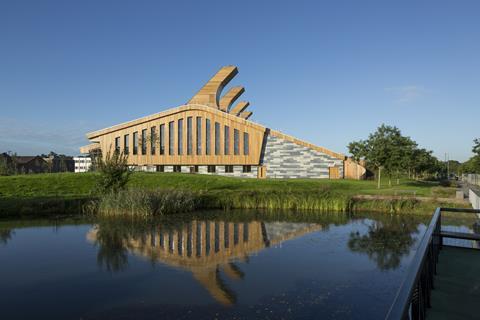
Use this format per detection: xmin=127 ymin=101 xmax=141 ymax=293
xmin=1 ymin=210 xmax=471 ymax=320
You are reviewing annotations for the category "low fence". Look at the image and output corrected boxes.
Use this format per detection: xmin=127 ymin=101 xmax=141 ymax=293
xmin=469 ymin=188 xmax=480 ymax=210
xmin=462 ymin=174 xmax=480 ymax=187
xmin=385 ymin=207 xmax=480 ymax=320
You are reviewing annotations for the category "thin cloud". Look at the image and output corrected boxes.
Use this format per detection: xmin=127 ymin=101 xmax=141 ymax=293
xmin=0 ymin=117 xmax=96 ymax=155
xmin=385 ymin=85 xmax=427 ymax=104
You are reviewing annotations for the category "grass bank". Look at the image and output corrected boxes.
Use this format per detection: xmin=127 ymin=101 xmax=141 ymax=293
xmin=0 ymin=172 xmax=464 ymax=217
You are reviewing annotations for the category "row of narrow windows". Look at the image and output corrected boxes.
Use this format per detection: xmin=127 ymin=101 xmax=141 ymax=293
xmin=114 ymin=117 xmax=250 ymax=156
xmin=144 ymin=221 xmax=250 ymax=257
xmin=154 ymin=165 xmax=251 ymax=173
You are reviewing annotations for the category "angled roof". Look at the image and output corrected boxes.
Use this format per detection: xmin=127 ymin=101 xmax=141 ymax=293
xmin=84 ymin=66 xmax=345 ymax=160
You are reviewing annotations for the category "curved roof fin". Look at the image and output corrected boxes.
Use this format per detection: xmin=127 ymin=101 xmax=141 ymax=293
xmin=188 ymin=66 xmax=238 ymax=109
xmin=239 ymin=111 xmax=253 ymax=120
xmin=229 ymin=101 xmax=250 ymax=116
xmin=219 ymin=86 xmax=245 ymax=112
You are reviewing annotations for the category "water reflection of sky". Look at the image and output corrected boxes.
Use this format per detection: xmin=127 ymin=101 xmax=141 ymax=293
xmin=1 ymin=211 xmax=472 ymax=320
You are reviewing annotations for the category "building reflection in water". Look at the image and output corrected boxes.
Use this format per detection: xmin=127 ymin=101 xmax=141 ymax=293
xmin=87 ymin=220 xmax=322 ymax=305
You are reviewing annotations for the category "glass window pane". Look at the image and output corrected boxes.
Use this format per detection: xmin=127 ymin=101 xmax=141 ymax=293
xmin=141 ymin=129 xmax=147 ymax=155
xmin=205 ymin=119 xmax=211 ymax=155
xmin=150 ymin=127 xmax=156 ymax=155
xmin=178 ymin=118 xmax=183 ymax=155
xmin=133 ymin=132 xmax=138 ymax=155
xmin=196 ymin=117 xmax=202 ymax=155
xmin=215 ymin=122 xmax=220 ymax=155
xmin=234 ymin=129 xmax=239 ymax=155
xmin=115 ymin=137 xmax=120 ymax=153
xmin=243 ymin=132 xmax=249 ymax=155
xmin=187 ymin=117 xmax=192 ymax=155
xmin=169 ymin=121 xmax=174 ymax=155
xmin=224 ymin=125 xmax=230 ymax=155
xmin=124 ymin=134 xmax=129 ymax=154
xmin=159 ymin=124 xmax=165 ymax=155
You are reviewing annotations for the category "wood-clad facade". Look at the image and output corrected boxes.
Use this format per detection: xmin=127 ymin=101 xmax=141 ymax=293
xmin=81 ymin=66 xmax=365 ymax=179
xmin=85 ymin=105 xmax=266 ymax=166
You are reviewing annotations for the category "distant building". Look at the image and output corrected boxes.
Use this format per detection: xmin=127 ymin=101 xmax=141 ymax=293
xmin=74 ymin=156 xmax=92 ymax=173
xmin=10 ymin=155 xmax=47 ymax=174
xmin=81 ymin=66 xmax=365 ymax=179
xmin=43 ymin=155 xmax=75 ymax=173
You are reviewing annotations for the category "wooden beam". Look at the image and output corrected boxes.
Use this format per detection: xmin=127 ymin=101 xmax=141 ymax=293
xmin=219 ymin=86 xmax=244 ymax=112
xmin=187 ymin=66 xmax=238 ymax=109
xmin=229 ymin=101 xmax=250 ymax=116
xmin=79 ymin=143 xmax=100 ymax=154
xmin=239 ymin=111 xmax=252 ymax=120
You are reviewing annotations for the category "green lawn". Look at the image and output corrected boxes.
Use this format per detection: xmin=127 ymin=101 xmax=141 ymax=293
xmin=0 ymin=172 xmax=455 ymax=199
xmin=0 ymin=172 xmax=461 ymax=217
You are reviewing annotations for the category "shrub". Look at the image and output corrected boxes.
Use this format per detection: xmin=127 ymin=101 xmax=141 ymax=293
xmin=93 ymin=188 xmax=198 ymax=217
xmin=93 ymin=151 xmax=132 ymax=194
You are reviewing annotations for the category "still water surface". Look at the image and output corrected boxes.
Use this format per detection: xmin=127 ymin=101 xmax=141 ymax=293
xmin=1 ymin=210 xmax=463 ymax=319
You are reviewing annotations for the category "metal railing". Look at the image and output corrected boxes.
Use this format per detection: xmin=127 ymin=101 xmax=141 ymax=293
xmin=462 ymin=174 xmax=480 ymax=187
xmin=385 ymin=207 xmax=480 ymax=320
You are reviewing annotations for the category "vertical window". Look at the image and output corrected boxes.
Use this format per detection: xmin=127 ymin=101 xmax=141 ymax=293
xmin=243 ymin=132 xmax=249 ymax=155
xmin=243 ymin=165 xmax=251 ymax=173
xmin=215 ymin=122 xmax=221 ymax=155
xmin=156 ymin=165 xmax=164 ymax=172
xmin=173 ymin=165 xmax=181 ymax=172
xmin=168 ymin=121 xmax=174 ymax=155
xmin=224 ymin=125 xmax=230 ymax=155
xmin=133 ymin=132 xmax=138 ymax=155
xmin=187 ymin=117 xmax=192 ymax=155
xmin=196 ymin=117 xmax=202 ymax=155
xmin=225 ymin=165 xmax=233 ymax=173
xmin=124 ymin=134 xmax=129 ymax=154
xmin=178 ymin=118 xmax=183 ymax=155
xmin=141 ymin=129 xmax=147 ymax=155
xmin=207 ymin=165 xmax=216 ymax=173
xmin=159 ymin=124 xmax=165 ymax=155
xmin=234 ymin=129 xmax=239 ymax=155
xmin=115 ymin=137 xmax=120 ymax=153
xmin=151 ymin=127 xmax=156 ymax=155
xmin=205 ymin=119 xmax=211 ymax=155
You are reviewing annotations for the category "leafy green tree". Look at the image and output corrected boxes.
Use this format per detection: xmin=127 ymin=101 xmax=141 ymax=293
xmin=349 ymin=125 xmax=409 ymax=188
xmin=473 ymin=138 xmax=480 ymax=156
xmin=349 ymin=124 xmax=441 ymax=186
xmin=460 ymin=138 xmax=480 ymax=174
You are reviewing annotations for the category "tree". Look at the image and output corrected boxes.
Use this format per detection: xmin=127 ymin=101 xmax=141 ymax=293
xmin=460 ymin=138 xmax=480 ymax=174
xmin=349 ymin=125 xmax=412 ymax=188
xmin=348 ymin=125 xmax=441 ymax=186
xmin=473 ymin=138 xmax=480 ymax=156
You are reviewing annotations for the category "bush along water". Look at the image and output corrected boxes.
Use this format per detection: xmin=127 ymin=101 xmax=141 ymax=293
xmin=93 ymin=188 xmax=199 ymax=218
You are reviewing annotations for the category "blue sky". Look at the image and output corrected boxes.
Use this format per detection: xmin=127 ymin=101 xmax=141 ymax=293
xmin=1 ymin=1 xmax=479 ymax=161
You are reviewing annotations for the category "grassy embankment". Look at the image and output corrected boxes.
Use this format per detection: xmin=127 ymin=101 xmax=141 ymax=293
xmin=0 ymin=172 xmax=465 ymax=217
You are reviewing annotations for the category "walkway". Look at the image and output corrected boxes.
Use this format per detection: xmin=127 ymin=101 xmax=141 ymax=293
xmin=428 ymin=246 xmax=480 ymax=319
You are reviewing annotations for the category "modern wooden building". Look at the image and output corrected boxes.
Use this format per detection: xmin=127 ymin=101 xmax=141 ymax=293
xmin=81 ymin=66 xmax=365 ymax=179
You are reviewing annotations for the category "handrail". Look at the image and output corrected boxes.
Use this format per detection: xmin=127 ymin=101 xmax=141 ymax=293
xmin=385 ymin=208 xmax=441 ymax=320
xmin=385 ymin=207 xmax=480 ymax=320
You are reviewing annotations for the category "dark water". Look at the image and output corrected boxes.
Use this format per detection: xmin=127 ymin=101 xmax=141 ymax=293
xmin=0 ymin=211 xmax=439 ymax=319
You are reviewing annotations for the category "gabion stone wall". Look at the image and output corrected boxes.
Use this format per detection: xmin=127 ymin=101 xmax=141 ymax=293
xmin=262 ymin=135 xmax=344 ymax=179
xmin=138 ymin=165 xmax=258 ymax=178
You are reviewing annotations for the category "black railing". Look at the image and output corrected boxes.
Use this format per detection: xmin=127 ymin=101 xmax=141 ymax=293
xmin=385 ymin=207 xmax=480 ymax=320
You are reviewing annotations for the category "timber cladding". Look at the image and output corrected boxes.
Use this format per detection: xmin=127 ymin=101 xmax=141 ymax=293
xmin=81 ymin=65 xmax=361 ymax=179
xmin=89 ymin=104 xmax=267 ymax=166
